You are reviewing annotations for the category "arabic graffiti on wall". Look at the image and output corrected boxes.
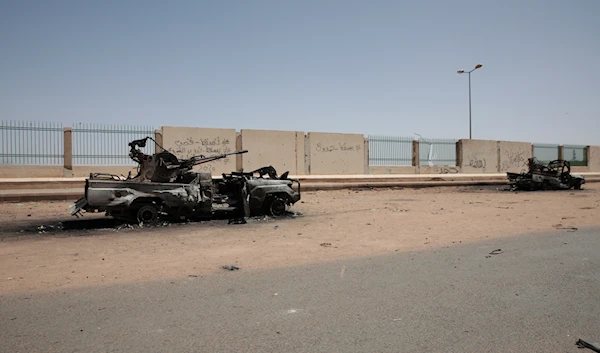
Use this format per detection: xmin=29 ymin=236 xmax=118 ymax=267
xmin=500 ymin=150 xmax=527 ymax=171
xmin=170 ymin=136 xmax=233 ymax=171
xmin=315 ymin=142 xmax=362 ymax=153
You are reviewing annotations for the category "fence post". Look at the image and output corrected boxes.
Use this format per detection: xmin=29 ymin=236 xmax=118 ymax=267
xmin=236 ymin=132 xmax=243 ymax=172
xmin=154 ymin=129 xmax=163 ymax=153
xmin=412 ymin=139 xmax=420 ymax=174
xmin=364 ymin=137 xmax=369 ymax=174
xmin=558 ymin=145 xmax=564 ymax=160
xmin=456 ymin=140 xmax=462 ymax=169
xmin=304 ymin=134 xmax=311 ymax=175
xmin=63 ymin=127 xmax=73 ymax=177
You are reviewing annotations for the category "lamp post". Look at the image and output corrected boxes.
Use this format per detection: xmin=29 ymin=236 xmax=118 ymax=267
xmin=457 ymin=63 xmax=482 ymax=139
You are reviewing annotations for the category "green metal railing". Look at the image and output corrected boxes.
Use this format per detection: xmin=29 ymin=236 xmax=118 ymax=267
xmin=564 ymin=144 xmax=588 ymax=166
xmin=368 ymin=135 xmax=413 ymax=166
xmin=72 ymin=123 xmax=157 ymax=165
xmin=0 ymin=120 xmax=64 ymax=165
xmin=419 ymin=138 xmax=457 ymax=166
xmin=533 ymin=143 xmax=559 ymax=164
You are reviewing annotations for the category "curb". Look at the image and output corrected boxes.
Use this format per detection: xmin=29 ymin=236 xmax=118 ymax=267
xmin=2 ymin=178 xmax=599 ymax=202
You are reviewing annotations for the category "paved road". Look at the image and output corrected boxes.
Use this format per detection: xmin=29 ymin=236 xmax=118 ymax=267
xmin=2 ymin=228 xmax=600 ymax=353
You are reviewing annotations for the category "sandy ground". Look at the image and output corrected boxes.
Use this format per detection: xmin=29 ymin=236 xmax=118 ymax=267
xmin=1 ymin=184 xmax=599 ymax=296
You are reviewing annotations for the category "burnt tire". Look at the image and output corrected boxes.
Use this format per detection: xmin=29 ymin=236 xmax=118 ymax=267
xmin=264 ymin=196 xmax=287 ymax=217
xmin=136 ymin=204 xmax=159 ymax=225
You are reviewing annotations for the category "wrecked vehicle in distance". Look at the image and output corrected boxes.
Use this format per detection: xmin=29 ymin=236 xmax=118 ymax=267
xmin=70 ymin=137 xmax=301 ymax=224
xmin=507 ymin=158 xmax=585 ymax=191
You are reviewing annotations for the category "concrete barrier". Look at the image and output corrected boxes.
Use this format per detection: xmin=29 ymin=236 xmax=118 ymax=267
xmin=240 ymin=129 xmax=304 ymax=175
xmin=305 ymin=132 xmax=365 ymax=175
xmin=3 ymin=121 xmax=600 ymax=179
xmin=161 ymin=126 xmax=237 ymax=175
xmin=72 ymin=166 xmax=139 ymax=178
xmin=587 ymin=146 xmax=600 ymax=172
xmin=369 ymin=166 xmax=416 ymax=174
xmin=458 ymin=139 xmax=498 ymax=173
xmin=0 ymin=166 xmax=65 ymax=178
xmin=499 ymin=141 xmax=532 ymax=173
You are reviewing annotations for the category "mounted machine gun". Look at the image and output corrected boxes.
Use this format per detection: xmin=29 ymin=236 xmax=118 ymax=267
xmin=127 ymin=137 xmax=247 ymax=183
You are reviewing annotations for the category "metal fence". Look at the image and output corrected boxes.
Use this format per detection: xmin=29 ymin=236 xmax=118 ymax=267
xmin=368 ymin=135 xmax=413 ymax=166
xmin=564 ymin=144 xmax=588 ymax=166
xmin=72 ymin=123 xmax=158 ymax=165
xmin=533 ymin=143 xmax=559 ymax=164
xmin=0 ymin=120 xmax=64 ymax=165
xmin=419 ymin=138 xmax=457 ymax=166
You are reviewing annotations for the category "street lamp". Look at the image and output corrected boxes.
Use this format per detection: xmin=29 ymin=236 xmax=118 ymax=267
xmin=457 ymin=63 xmax=483 ymax=139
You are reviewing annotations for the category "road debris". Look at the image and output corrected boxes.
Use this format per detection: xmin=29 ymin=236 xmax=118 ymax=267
xmin=320 ymin=243 xmax=332 ymax=247
xmin=576 ymin=338 xmax=600 ymax=352
xmin=221 ymin=265 xmax=240 ymax=271
xmin=554 ymin=224 xmax=578 ymax=232
xmin=489 ymin=249 xmax=503 ymax=255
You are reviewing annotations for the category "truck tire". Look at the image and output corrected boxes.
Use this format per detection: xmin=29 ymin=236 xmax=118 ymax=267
xmin=264 ymin=196 xmax=287 ymax=217
xmin=136 ymin=204 xmax=159 ymax=225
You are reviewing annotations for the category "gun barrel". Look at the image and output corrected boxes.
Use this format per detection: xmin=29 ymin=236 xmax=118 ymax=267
xmin=186 ymin=149 xmax=248 ymax=166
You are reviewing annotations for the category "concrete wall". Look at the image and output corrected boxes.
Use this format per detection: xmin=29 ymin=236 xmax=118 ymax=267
xmin=499 ymin=141 xmax=532 ymax=173
xmin=306 ymin=132 xmax=365 ymax=175
xmin=161 ymin=126 xmax=237 ymax=175
xmin=458 ymin=139 xmax=498 ymax=173
xmin=72 ymin=166 xmax=139 ymax=178
xmin=369 ymin=166 xmax=416 ymax=174
xmin=588 ymin=146 xmax=600 ymax=172
xmin=0 ymin=166 xmax=66 ymax=178
xmin=420 ymin=165 xmax=461 ymax=175
xmin=240 ymin=129 xmax=304 ymax=175
xmin=3 ymin=121 xmax=600 ymax=179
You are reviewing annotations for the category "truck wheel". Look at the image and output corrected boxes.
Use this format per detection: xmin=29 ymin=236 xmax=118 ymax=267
xmin=265 ymin=196 xmax=287 ymax=217
xmin=136 ymin=204 xmax=158 ymax=225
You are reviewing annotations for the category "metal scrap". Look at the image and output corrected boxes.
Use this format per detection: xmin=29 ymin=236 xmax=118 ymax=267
xmin=507 ymin=158 xmax=585 ymax=191
xmin=576 ymin=338 xmax=600 ymax=352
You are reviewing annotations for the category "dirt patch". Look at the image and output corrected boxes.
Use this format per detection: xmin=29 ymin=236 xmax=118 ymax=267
xmin=1 ymin=184 xmax=600 ymax=295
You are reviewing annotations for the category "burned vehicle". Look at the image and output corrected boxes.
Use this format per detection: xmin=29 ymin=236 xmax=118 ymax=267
xmin=507 ymin=158 xmax=585 ymax=191
xmin=70 ymin=137 xmax=301 ymax=224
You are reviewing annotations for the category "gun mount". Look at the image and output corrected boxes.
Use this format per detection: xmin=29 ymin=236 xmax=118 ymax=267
xmin=128 ymin=137 xmax=247 ymax=183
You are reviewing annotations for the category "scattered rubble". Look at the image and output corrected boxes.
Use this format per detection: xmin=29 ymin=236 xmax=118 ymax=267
xmin=486 ymin=249 xmax=504 ymax=258
xmin=221 ymin=265 xmax=240 ymax=271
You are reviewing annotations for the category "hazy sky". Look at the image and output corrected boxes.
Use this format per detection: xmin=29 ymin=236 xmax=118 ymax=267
xmin=2 ymin=0 xmax=599 ymax=145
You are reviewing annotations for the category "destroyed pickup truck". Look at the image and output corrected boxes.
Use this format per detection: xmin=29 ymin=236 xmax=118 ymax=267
xmin=70 ymin=137 xmax=301 ymax=224
xmin=507 ymin=158 xmax=585 ymax=191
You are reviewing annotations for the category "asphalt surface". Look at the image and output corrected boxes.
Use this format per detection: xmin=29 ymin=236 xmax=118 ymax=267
xmin=2 ymin=228 xmax=600 ymax=353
